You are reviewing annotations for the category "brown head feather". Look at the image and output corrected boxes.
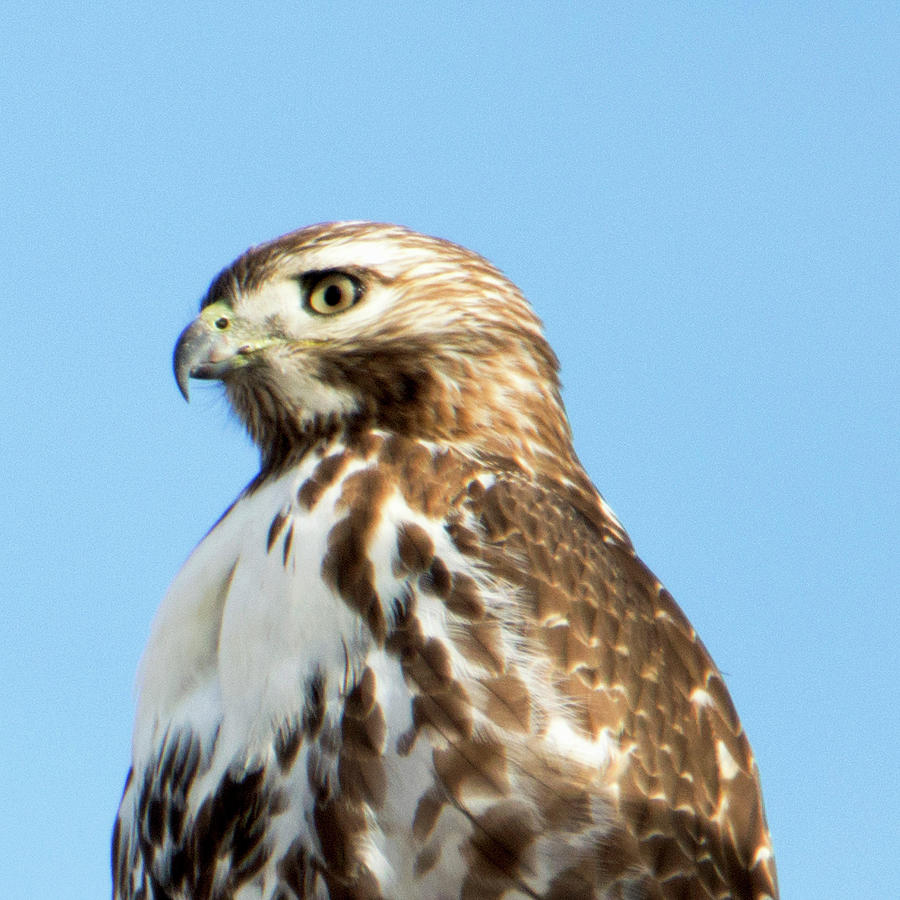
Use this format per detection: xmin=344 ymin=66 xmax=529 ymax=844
xmin=202 ymin=222 xmax=579 ymax=483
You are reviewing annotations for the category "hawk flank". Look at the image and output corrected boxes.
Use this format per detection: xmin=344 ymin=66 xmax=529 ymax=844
xmin=114 ymin=222 xmax=777 ymax=899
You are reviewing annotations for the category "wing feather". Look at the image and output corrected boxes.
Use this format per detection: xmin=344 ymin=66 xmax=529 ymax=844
xmin=456 ymin=471 xmax=778 ymax=899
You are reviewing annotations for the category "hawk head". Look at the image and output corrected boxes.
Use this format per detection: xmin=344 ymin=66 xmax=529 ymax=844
xmin=174 ymin=222 xmax=576 ymax=476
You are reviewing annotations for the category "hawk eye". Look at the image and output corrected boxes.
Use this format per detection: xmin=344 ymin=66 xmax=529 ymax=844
xmin=306 ymin=272 xmax=360 ymax=315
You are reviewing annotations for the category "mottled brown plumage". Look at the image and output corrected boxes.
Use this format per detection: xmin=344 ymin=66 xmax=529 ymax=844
xmin=115 ymin=222 xmax=777 ymax=899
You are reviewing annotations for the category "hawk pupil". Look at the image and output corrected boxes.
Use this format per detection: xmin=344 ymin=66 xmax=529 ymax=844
xmin=324 ymin=284 xmax=343 ymax=306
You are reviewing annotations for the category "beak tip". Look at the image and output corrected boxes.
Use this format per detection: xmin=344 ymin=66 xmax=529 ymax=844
xmin=174 ymin=359 xmax=192 ymax=401
xmin=174 ymin=319 xmax=205 ymax=402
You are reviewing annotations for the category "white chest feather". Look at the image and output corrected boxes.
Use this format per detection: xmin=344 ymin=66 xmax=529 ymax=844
xmin=117 ymin=440 xmax=632 ymax=900
xmin=122 ymin=445 xmax=495 ymax=897
xmin=135 ymin=457 xmax=375 ymax=771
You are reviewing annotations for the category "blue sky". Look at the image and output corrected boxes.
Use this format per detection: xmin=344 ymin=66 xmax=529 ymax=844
xmin=2 ymin=3 xmax=897 ymax=897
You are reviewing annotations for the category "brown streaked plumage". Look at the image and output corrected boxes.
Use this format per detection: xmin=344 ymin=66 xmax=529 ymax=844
xmin=115 ymin=222 xmax=778 ymax=899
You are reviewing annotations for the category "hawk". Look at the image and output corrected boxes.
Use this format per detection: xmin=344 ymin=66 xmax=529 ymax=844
xmin=113 ymin=222 xmax=778 ymax=899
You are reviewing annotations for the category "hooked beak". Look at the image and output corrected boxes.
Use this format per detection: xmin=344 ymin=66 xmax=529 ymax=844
xmin=173 ymin=316 xmax=244 ymax=401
